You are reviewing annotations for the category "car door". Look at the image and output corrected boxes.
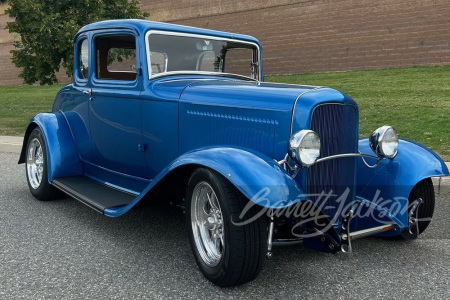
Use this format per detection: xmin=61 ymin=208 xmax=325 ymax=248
xmin=63 ymin=35 xmax=95 ymax=162
xmin=87 ymin=30 xmax=149 ymax=179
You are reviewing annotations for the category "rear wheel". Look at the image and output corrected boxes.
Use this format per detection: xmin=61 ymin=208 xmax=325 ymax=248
xmin=185 ymin=168 xmax=266 ymax=287
xmin=26 ymin=128 xmax=60 ymax=201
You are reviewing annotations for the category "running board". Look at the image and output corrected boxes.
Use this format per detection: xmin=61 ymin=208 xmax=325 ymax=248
xmin=52 ymin=176 xmax=136 ymax=213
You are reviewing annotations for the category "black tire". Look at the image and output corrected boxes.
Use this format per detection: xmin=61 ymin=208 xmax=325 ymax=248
xmin=25 ymin=128 xmax=60 ymax=201
xmin=409 ymin=178 xmax=435 ymax=234
xmin=185 ymin=168 xmax=266 ymax=287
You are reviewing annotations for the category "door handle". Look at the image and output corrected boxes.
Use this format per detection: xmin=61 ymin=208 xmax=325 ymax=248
xmin=82 ymin=88 xmax=93 ymax=101
xmin=82 ymin=88 xmax=92 ymax=96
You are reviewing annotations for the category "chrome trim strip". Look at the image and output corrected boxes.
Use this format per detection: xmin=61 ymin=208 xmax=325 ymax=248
xmin=266 ymin=209 xmax=274 ymax=259
xmin=315 ymin=153 xmax=380 ymax=164
xmin=145 ymin=30 xmax=262 ymax=81
xmin=104 ymin=182 xmax=140 ymax=196
xmin=277 ymin=152 xmax=382 ymax=175
xmin=149 ymin=71 xmax=257 ymax=81
xmin=342 ymin=224 xmax=395 ymax=241
xmin=289 ymin=86 xmax=324 ymax=136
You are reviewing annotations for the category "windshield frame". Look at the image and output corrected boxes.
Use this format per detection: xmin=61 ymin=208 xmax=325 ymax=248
xmin=145 ymin=30 xmax=261 ymax=81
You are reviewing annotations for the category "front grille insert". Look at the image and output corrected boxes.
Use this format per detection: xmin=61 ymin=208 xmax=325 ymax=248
xmin=307 ymin=104 xmax=358 ymax=223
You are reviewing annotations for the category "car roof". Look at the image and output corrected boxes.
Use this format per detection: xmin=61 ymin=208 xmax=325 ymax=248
xmin=76 ymin=19 xmax=261 ymax=46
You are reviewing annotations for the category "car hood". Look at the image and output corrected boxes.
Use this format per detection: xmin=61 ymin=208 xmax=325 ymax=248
xmin=179 ymin=79 xmax=316 ymax=112
xmin=148 ymin=77 xmax=354 ymax=160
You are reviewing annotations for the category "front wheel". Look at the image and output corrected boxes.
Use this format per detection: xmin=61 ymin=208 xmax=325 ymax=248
xmin=186 ymin=168 xmax=266 ymax=287
xmin=25 ymin=128 xmax=60 ymax=201
xmin=410 ymin=178 xmax=435 ymax=234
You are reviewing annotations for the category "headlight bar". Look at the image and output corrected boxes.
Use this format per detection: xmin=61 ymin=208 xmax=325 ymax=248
xmin=279 ymin=125 xmax=399 ymax=172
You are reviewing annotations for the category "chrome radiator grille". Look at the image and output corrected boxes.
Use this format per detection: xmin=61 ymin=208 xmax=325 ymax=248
xmin=307 ymin=104 xmax=358 ymax=222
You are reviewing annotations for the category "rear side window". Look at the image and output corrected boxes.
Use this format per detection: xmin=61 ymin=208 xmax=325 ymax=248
xmin=95 ymin=35 xmax=137 ymax=81
xmin=78 ymin=39 xmax=89 ymax=79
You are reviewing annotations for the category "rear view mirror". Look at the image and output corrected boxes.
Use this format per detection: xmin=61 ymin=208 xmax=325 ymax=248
xmin=196 ymin=40 xmax=213 ymax=51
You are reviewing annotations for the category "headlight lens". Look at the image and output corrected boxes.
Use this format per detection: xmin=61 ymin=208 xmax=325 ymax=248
xmin=288 ymin=130 xmax=321 ymax=167
xmin=369 ymin=125 xmax=399 ymax=159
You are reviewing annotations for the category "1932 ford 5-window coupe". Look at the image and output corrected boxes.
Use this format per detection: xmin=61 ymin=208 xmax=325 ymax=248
xmin=20 ymin=20 xmax=449 ymax=286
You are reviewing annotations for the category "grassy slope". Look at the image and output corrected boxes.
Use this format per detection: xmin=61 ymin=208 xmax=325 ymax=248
xmin=0 ymin=84 xmax=64 ymax=136
xmin=0 ymin=66 xmax=448 ymax=160
xmin=266 ymin=66 xmax=450 ymax=161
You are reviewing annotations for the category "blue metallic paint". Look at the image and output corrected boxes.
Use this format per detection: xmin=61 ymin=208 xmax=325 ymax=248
xmin=104 ymin=147 xmax=307 ymax=217
xmin=178 ymin=80 xmax=311 ymax=160
xmin=22 ymin=113 xmax=83 ymax=182
xmin=53 ymin=85 xmax=93 ymax=161
xmin=291 ymin=87 xmax=358 ymax=134
xmin=19 ymin=20 xmax=449 ymax=243
xmin=349 ymin=196 xmax=405 ymax=235
xmin=83 ymin=161 xmax=150 ymax=195
xmin=354 ymin=138 xmax=449 ymax=235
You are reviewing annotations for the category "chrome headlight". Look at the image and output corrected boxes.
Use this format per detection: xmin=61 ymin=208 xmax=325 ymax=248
xmin=288 ymin=130 xmax=321 ymax=167
xmin=369 ymin=125 xmax=399 ymax=159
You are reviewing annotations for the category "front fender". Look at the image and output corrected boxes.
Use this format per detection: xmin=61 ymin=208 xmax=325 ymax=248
xmin=355 ymin=138 xmax=449 ymax=231
xmin=18 ymin=113 xmax=82 ymax=182
xmin=105 ymin=147 xmax=306 ymax=217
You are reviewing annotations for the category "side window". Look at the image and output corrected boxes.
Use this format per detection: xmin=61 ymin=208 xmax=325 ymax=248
xmin=95 ymin=34 xmax=137 ymax=81
xmin=78 ymin=39 xmax=89 ymax=79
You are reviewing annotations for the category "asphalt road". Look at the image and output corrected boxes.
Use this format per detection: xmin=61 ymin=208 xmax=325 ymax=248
xmin=1 ymin=151 xmax=449 ymax=300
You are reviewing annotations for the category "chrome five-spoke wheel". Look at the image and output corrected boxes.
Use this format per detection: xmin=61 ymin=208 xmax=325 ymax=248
xmin=25 ymin=128 xmax=59 ymax=201
xmin=27 ymin=137 xmax=44 ymax=189
xmin=186 ymin=168 xmax=266 ymax=287
xmin=191 ymin=181 xmax=224 ymax=267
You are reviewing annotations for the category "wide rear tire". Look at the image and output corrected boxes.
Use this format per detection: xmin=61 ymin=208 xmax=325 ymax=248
xmin=25 ymin=128 xmax=60 ymax=201
xmin=185 ymin=168 xmax=266 ymax=287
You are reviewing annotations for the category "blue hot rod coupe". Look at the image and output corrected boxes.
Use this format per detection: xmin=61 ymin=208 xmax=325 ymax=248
xmin=20 ymin=19 xmax=449 ymax=286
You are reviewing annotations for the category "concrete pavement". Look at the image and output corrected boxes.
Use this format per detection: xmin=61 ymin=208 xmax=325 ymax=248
xmin=1 ymin=151 xmax=450 ymax=299
xmin=0 ymin=136 xmax=23 ymax=154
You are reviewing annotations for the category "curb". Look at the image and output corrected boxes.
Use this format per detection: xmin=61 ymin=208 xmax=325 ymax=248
xmin=0 ymin=136 xmax=23 ymax=154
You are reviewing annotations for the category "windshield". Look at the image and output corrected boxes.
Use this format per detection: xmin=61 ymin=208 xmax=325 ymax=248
xmin=146 ymin=31 xmax=260 ymax=80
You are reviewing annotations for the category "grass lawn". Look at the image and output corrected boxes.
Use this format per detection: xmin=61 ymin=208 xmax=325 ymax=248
xmin=0 ymin=65 xmax=448 ymax=160
xmin=0 ymin=84 xmax=64 ymax=136
xmin=267 ymin=66 xmax=450 ymax=161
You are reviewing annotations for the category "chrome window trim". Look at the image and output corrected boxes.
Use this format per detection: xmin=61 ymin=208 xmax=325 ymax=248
xmin=149 ymin=71 xmax=257 ymax=81
xmin=76 ymin=37 xmax=89 ymax=82
xmin=145 ymin=30 xmax=261 ymax=81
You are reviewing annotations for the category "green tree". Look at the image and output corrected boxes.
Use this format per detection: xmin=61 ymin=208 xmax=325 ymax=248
xmin=6 ymin=0 xmax=148 ymax=85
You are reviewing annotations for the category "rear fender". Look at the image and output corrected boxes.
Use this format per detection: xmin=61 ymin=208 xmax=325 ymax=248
xmin=18 ymin=113 xmax=82 ymax=182
xmin=355 ymin=138 xmax=449 ymax=232
xmin=105 ymin=147 xmax=307 ymax=217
